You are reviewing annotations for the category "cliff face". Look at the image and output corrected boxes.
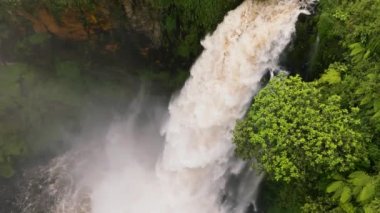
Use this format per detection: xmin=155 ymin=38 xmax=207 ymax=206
xmin=17 ymin=8 xmax=90 ymax=41
xmin=14 ymin=1 xmax=161 ymax=46
xmin=4 ymin=0 xmax=243 ymax=64
xmin=122 ymin=0 xmax=162 ymax=47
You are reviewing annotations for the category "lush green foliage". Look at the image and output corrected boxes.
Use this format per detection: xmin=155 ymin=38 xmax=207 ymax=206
xmin=235 ymin=0 xmax=380 ymax=212
xmin=147 ymin=0 xmax=241 ymax=60
xmin=326 ymin=171 xmax=380 ymax=212
xmin=316 ymin=0 xmax=380 ymax=132
xmin=234 ymin=74 xmax=366 ymax=182
xmin=0 ymin=2 xmax=378 ymax=213
xmin=315 ymin=0 xmax=380 ymax=174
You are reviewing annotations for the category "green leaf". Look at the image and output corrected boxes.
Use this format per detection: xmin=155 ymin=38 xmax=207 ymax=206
xmin=340 ymin=186 xmax=352 ymax=203
xmin=332 ymin=173 xmax=345 ymax=181
xmin=364 ymin=50 xmax=371 ymax=59
xmin=358 ymin=182 xmax=376 ymax=202
xmin=340 ymin=202 xmax=356 ymax=213
xmin=364 ymin=206 xmax=375 ymax=213
xmin=349 ymin=171 xmax=371 ymax=186
xmin=320 ymin=69 xmax=341 ymax=84
xmin=349 ymin=43 xmax=364 ymax=56
xmin=327 ymin=181 xmax=344 ymax=193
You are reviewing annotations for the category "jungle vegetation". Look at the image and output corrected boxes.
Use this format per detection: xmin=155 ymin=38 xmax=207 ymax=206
xmin=0 ymin=0 xmax=378 ymax=212
xmin=234 ymin=0 xmax=380 ymax=212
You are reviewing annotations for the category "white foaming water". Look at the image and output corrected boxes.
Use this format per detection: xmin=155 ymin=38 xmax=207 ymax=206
xmin=155 ymin=0 xmax=308 ymax=212
xmin=19 ymin=1 xmax=313 ymax=212
xmin=92 ymin=0 xmax=308 ymax=212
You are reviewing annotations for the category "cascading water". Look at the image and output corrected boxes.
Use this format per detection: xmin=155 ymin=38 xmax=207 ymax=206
xmin=155 ymin=0 xmax=310 ymax=212
xmin=17 ymin=0 xmax=314 ymax=212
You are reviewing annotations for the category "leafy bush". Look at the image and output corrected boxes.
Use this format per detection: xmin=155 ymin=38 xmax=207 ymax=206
xmin=234 ymin=74 xmax=367 ymax=182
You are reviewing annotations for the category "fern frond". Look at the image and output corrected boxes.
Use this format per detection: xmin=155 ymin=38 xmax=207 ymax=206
xmin=349 ymin=171 xmax=371 ymax=186
xmin=327 ymin=181 xmax=345 ymax=193
xmin=358 ymin=182 xmax=376 ymax=203
xmin=340 ymin=186 xmax=352 ymax=203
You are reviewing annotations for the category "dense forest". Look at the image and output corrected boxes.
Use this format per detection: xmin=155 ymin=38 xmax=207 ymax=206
xmin=0 ymin=0 xmax=378 ymax=212
xmin=234 ymin=0 xmax=380 ymax=212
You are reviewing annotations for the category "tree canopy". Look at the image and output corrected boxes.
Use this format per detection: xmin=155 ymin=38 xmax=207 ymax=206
xmin=234 ymin=74 xmax=367 ymax=182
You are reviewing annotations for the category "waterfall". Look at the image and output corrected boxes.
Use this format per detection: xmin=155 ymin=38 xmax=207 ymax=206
xmin=155 ymin=0 xmax=309 ymax=212
xmin=18 ymin=0 xmax=313 ymax=212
